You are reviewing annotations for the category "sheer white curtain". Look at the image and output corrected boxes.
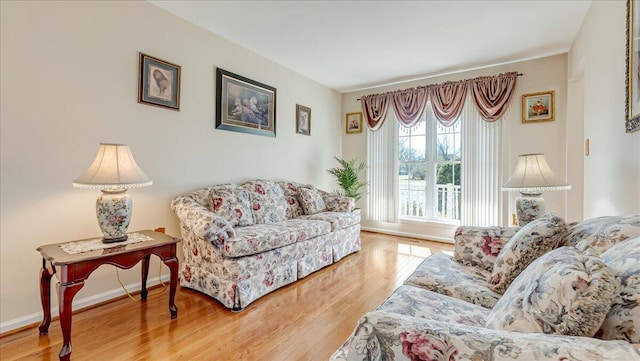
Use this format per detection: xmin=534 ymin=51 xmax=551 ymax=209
xmin=366 ymin=113 xmax=398 ymax=223
xmin=460 ymin=95 xmax=503 ymax=226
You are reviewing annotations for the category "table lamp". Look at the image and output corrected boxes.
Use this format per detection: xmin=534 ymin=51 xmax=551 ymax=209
xmin=73 ymin=143 xmax=152 ymax=243
xmin=502 ymin=153 xmax=570 ymax=226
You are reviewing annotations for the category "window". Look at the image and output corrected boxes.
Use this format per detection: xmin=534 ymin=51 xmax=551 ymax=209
xmin=398 ymin=112 xmax=461 ymax=222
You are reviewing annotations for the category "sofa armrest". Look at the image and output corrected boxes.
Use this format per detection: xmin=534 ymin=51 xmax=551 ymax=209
xmin=332 ymin=311 xmax=640 ymax=361
xmin=170 ymin=195 xmax=235 ymax=248
xmin=453 ymin=225 xmax=521 ymax=272
xmin=319 ymin=190 xmax=356 ymax=212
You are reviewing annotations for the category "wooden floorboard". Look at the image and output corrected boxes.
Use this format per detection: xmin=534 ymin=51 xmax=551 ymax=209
xmin=0 ymin=231 xmax=453 ymax=361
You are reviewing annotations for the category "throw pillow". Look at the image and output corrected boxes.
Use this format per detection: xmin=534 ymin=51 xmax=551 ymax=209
xmin=489 ymin=212 xmax=567 ymax=294
xmin=242 ymin=179 xmax=287 ymax=224
xmin=209 ymin=184 xmax=254 ymax=227
xmin=595 ymin=236 xmax=640 ymax=343
xmin=485 ymin=246 xmax=616 ymax=337
xmin=298 ymin=187 xmax=326 ymax=215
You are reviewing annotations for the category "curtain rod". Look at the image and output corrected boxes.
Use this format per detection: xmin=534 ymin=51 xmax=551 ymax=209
xmin=356 ymin=72 xmax=523 ymax=101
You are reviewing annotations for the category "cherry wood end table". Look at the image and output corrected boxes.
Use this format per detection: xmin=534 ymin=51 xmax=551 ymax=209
xmin=36 ymin=230 xmax=180 ymax=361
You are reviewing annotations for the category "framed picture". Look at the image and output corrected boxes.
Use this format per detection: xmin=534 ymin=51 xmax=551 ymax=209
xmin=138 ymin=53 xmax=181 ymax=111
xmin=216 ymin=68 xmax=276 ymax=137
xmin=626 ymin=0 xmax=640 ymax=132
xmin=522 ymin=91 xmax=555 ymax=123
xmin=296 ymin=104 xmax=311 ymax=135
xmin=346 ymin=112 xmax=363 ymax=134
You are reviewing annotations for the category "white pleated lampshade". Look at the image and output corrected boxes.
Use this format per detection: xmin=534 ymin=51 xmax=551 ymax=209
xmin=73 ymin=143 xmax=152 ymax=189
xmin=502 ymin=153 xmax=571 ymax=192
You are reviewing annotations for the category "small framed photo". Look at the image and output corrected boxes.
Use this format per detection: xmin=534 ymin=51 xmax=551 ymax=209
xmin=346 ymin=112 xmax=363 ymax=134
xmin=138 ymin=53 xmax=181 ymax=111
xmin=522 ymin=91 xmax=554 ymax=123
xmin=296 ymin=104 xmax=311 ymax=135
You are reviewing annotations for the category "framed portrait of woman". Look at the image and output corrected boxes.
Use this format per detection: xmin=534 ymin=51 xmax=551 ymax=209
xmin=138 ymin=53 xmax=181 ymax=111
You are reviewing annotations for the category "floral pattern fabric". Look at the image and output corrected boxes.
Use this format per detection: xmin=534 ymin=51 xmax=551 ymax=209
xmin=574 ymin=215 xmax=640 ymax=255
xmin=489 ymin=212 xmax=567 ymax=294
xmin=171 ymin=194 xmax=236 ymax=248
xmin=596 ymin=236 xmax=640 ymax=343
xmin=331 ymin=311 xmax=640 ymax=361
xmin=486 ymin=246 xmax=616 ymax=337
xmin=453 ymin=226 xmax=521 ymax=272
xmin=298 ymin=187 xmax=326 ymax=215
xmin=404 ymin=253 xmax=501 ymax=308
xmin=331 ymin=224 xmax=361 ymax=261
xmin=298 ymin=211 xmax=360 ymax=232
xmin=322 ymin=192 xmax=356 ymax=212
xmin=241 ymin=179 xmax=287 ymax=224
xmin=209 ymin=184 xmax=254 ymax=227
xmin=278 ymin=181 xmax=309 ymax=219
xmin=173 ymin=179 xmax=362 ymax=310
xmin=377 ymin=285 xmax=489 ymax=327
xmin=221 ymin=219 xmax=331 ymax=258
xmin=560 ymin=215 xmax=640 ymax=249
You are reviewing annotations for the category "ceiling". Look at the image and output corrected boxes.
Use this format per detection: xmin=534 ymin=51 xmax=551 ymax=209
xmin=149 ymin=1 xmax=592 ymax=93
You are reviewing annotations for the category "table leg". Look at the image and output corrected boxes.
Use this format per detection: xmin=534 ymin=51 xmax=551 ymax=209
xmin=38 ymin=259 xmax=54 ymax=336
xmin=140 ymin=254 xmax=151 ymax=301
xmin=164 ymin=257 xmax=179 ymax=319
xmin=58 ymin=281 xmax=84 ymax=361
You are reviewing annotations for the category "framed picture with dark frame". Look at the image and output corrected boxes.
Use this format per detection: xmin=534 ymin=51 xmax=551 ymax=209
xmin=345 ymin=112 xmax=363 ymax=134
xmin=522 ymin=91 xmax=555 ymax=123
xmin=626 ymin=0 xmax=640 ymax=132
xmin=296 ymin=104 xmax=311 ymax=135
xmin=216 ymin=68 xmax=276 ymax=137
xmin=138 ymin=53 xmax=181 ymax=111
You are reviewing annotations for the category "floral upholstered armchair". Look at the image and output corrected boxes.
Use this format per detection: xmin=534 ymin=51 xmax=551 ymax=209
xmin=332 ymin=214 xmax=640 ymax=361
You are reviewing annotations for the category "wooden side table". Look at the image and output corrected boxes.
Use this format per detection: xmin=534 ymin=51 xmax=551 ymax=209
xmin=37 ymin=230 xmax=180 ymax=361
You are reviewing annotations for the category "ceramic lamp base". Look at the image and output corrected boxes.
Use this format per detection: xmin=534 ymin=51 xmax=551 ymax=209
xmin=515 ymin=192 xmax=545 ymax=226
xmin=96 ymin=189 xmax=131 ymax=243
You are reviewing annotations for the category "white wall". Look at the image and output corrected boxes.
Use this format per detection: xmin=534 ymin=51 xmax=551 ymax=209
xmin=0 ymin=1 xmax=342 ymax=332
xmin=568 ymin=0 xmax=640 ymax=218
xmin=341 ymin=55 xmax=571 ymax=239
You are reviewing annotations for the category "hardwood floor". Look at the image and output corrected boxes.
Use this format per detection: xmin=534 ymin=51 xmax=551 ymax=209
xmin=0 ymin=231 xmax=453 ymax=361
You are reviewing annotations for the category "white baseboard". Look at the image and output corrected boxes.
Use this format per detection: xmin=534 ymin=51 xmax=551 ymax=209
xmin=0 ymin=276 xmax=166 ymax=335
xmin=360 ymin=226 xmax=454 ymax=244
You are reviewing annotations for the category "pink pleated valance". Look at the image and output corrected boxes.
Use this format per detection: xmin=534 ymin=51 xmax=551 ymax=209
xmin=361 ymin=72 xmax=518 ymax=130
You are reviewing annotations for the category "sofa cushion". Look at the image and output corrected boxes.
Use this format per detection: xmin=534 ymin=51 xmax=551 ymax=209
xmin=486 ymin=246 xmax=616 ymax=337
xmin=278 ymin=181 xmax=308 ymax=219
xmin=574 ymin=215 xmax=640 ymax=255
xmin=596 ymin=236 xmax=640 ymax=343
xmin=560 ymin=215 xmax=640 ymax=250
xmin=221 ymin=219 xmax=331 ymax=258
xmin=297 ymin=211 xmax=360 ymax=232
xmin=453 ymin=226 xmax=521 ymax=272
xmin=489 ymin=212 xmax=567 ymax=294
xmin=298 ymin=187 xmax=326 ymax=215
xmin=209 ymin=184 xmax=254 ymax=227
xmin=242 ymin=179 xmax=287 ymax=224
xmin=404 ymin=253 xmax=501 ymax=309
xmin=322 ymin=193 xmax=355 ymax=212
xmin=378 ymin=285 xmax=489 ymax=327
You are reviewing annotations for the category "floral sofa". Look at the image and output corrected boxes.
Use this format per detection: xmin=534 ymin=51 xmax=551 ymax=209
xmin=332 ymin=214 xmax=640 ymax=360
xmin=171 ymin=179 xmax=361 ymax=311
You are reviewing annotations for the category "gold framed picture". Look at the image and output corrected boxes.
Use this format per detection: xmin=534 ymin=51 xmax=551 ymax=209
xmin=626 ymin=0 xmax=640 ymax=132
xmin=522 ymin=91 xmax=554 ymax=123
xmin=346 ymin=112 xmax=363 ymax=134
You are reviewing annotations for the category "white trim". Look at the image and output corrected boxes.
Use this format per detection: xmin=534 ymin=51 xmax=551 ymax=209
xmin=361 ymin=226 xmax=454 ymax=244
xmin=0 ymin=276 xmax=167 ymax=335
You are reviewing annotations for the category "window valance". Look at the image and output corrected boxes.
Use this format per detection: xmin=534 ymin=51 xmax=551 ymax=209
xmin=361 ymin=71 xmax=518 ymax=130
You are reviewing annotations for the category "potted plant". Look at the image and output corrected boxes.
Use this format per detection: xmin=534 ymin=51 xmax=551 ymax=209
xmin=327 ymin=157 xmax=367 ymax=205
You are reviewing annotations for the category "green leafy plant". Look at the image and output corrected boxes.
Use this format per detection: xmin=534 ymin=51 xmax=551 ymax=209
xmin=327 ymin=157 xmax=368 ymax=201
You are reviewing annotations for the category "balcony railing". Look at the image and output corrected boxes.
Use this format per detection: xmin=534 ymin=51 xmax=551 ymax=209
xmin=399 ymin=184 xmax=461 ymax=220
